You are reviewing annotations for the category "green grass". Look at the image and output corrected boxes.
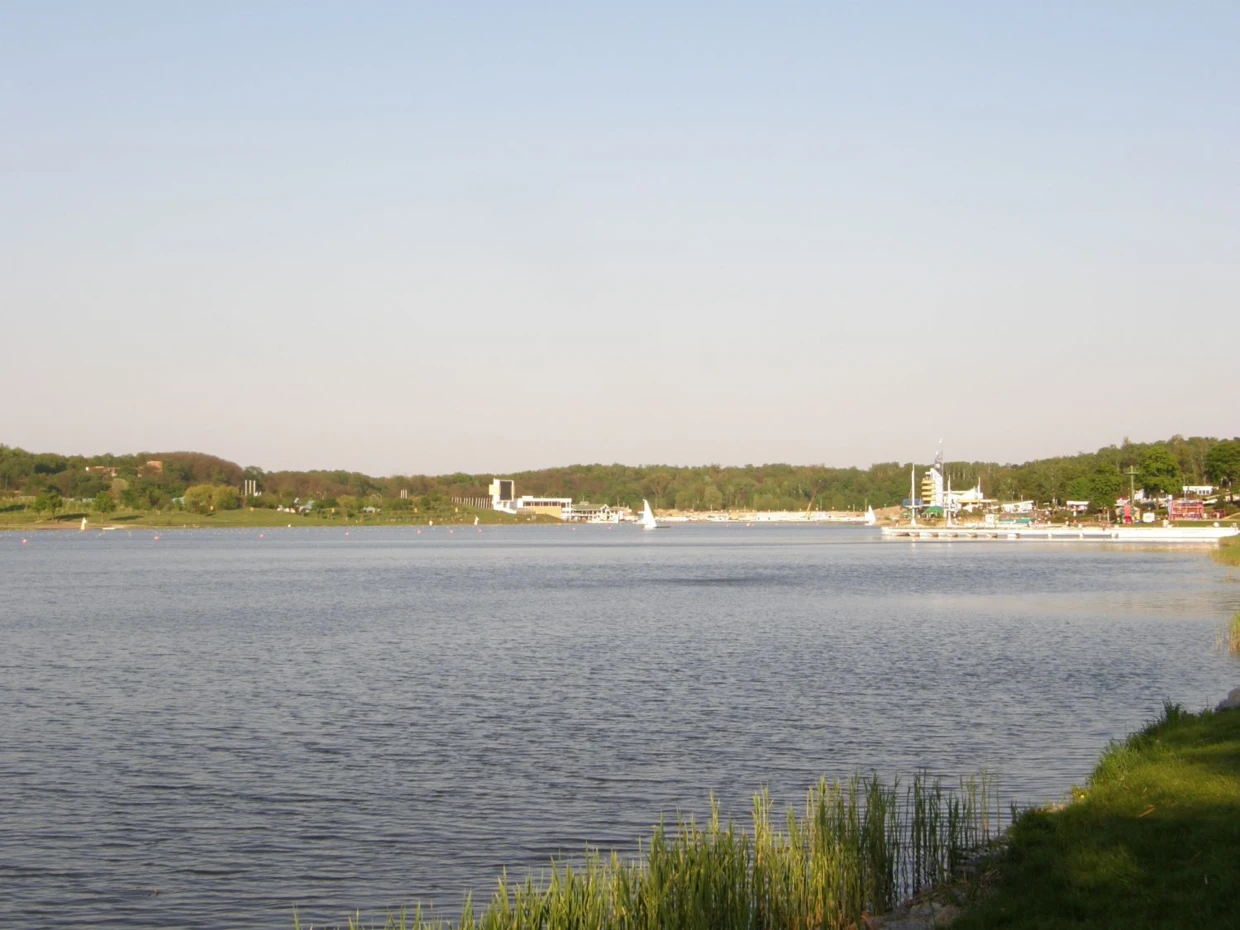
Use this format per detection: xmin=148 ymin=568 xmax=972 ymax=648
xmin=1221 ymin=612 xmax=1240 ymax=655
xmin=952 ymin=703 xmax=1240 ymax=929
xmin=310 ymin=774 xmax=1005 ymax=930
xmin=1213 ymin=535 xmax=1240 ymax=568
xmin=0 ymin=506 xmax=556 ymax=530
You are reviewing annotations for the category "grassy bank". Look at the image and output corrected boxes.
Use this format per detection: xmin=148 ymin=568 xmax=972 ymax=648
xmin=1213 ymin=534 xmax=1240 ymax=568
xmin=0 ymin=507 xmax=555 ymax=530
xmin=952 ymin=703 xmax=1240 ymax=929
xmin=314 ymin=774 xmax=1005 ymax=930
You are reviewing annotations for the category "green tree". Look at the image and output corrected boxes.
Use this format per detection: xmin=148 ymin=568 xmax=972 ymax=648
xmin=673 ymin=486 xmax=698 ymax=510
xmin=338 ymin=494 xmax=359 ymax=517
xmin=1138 ymin=446 xmax=1182 ymax=498
xmin=242 ymin=465 xmax=265 ymax=491
xmin=212 ymin=485 xmax=240 ymax=510
xmin=1089 ymin=465 xmax=1123 ymax=512
xmin=702 ymin=483 xmax=724 ymax=511
xmin=119 ymin=483 xmax=147 ymax=510
xmin=32 ymin=489 xmax=62 ymax=518
xmin=183 ymin=484 xmax=215 ymax=514
xmin=1064 ymin=476 xmax=1092 ymax=503
xmin=92 ymin=492 xmax=115 ymax=517
xmin=1205 ymin=440 xmax=1240 ymax=494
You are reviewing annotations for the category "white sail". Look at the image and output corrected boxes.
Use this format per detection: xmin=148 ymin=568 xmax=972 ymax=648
xmin=864 ymin=506 xmax=877 ymax=526
xmin=640 ymin=499 xmax=658 ymax=530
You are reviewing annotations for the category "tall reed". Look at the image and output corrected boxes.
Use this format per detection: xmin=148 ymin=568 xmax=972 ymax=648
xmin=1221 ymin=611 xmax=1240 ymax=654
xmin=327 ymin=771 xmax=1004 ymax=930
xmin=1212 ymin=536 xmax=1240 ymax=567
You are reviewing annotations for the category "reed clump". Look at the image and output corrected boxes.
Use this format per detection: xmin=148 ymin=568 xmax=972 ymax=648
xmin=1220 ymin=611 xmax=1240 ymax=654
xmin=1212 ymin=535 xmax=1240 ymax=567
xmin=328 ymin=772 xmax=1004 ymax=930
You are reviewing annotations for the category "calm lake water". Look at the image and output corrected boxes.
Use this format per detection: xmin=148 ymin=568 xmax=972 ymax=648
xmin=2 ymin=524 xmax=1238 ymax=927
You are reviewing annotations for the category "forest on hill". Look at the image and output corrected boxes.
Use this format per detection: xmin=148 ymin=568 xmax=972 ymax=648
xmin=2 ymin=436 xmax=1238 ymax=518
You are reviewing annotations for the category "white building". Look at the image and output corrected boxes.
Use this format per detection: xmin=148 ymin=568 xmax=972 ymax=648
xmin=947 ymin=480 xmax=989 ymax=512
xmin=564 ymin=502 xmax=620 ymax=522
xmin=490 ymin=478 xmax=572 ymax=518
xmin=919 ymin=447 xmax=990 ymax=513
xmin=1000 ymin=501 xmax=1035 ymax=514
xmin=489 ymin=478 xmax=515 ymax=509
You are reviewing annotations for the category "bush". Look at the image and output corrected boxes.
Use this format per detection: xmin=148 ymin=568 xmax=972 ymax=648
xmin=211 ymin=485 xmax=240 ymax=511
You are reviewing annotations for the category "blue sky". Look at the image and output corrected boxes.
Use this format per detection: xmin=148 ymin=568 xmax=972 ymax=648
xmin=2 ymin=3 xmax=1236 ymax=474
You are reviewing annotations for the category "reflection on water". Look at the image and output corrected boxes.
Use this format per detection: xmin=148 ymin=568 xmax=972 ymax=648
xmin=1 ymin=525 xmax=1237 ymax=928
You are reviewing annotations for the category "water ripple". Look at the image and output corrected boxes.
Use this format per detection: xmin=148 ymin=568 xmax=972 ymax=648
xmin=1 ymin=525 xmax=1236 ymax=927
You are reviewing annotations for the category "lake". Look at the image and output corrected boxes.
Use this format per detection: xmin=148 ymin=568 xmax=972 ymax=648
xmin=2 ymin=524 xmax=1237 ymax=927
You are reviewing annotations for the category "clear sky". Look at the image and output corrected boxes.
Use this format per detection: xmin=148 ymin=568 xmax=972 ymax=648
xmin=2 ymin=2 xmax=1236 ymax=475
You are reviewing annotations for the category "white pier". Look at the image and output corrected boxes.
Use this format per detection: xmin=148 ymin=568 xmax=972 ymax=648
xmin=880 ymin=524 xmax=1239 ymax=544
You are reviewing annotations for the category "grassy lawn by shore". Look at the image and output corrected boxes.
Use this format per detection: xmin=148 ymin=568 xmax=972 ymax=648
xmin=1213 ymin=535 xmax=1240 ymax=568
xmin=0 ymin=507 xmax=557 ymax=530
xmin=953 ymin=703 xmax=1240 ymax=929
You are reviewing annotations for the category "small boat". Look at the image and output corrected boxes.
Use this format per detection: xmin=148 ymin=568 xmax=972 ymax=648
xmin=80 ymin=517 xmax=88 ymax=531
xmin=639 ymin=499 xmax=659 ymax=530
xmin=864 ymin=506 xmax=877 ymax=526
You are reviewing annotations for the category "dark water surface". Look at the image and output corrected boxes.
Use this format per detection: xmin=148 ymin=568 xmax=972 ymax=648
xmin=2 ymin=524 xmax=1237 ymax=927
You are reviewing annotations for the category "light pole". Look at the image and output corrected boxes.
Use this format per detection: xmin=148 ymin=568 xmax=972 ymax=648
xmin=1124 ymin=466 xmax=1139 ymax=523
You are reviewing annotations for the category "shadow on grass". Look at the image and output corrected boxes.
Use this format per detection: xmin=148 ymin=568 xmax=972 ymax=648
xmin=954 ymin=708 xmax=1240 ymax=929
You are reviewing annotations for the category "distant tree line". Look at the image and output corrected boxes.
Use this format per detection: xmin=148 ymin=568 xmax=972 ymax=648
xmin=2 ymin=436 xmax=1238 ymax=518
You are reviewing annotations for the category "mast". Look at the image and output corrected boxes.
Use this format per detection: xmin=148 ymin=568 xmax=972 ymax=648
xmin=909 ymin=466 xmax=918 ymax=527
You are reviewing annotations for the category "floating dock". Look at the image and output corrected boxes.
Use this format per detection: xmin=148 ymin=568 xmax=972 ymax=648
xmin=880 ymin=524 xmax=1239 ymax=543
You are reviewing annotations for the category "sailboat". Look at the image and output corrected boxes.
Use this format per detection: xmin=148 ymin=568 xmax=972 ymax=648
xmin=639 ymin=499 xmax=659 ymax=530
xmin=864 ymin=506 xmax=877 ymax=526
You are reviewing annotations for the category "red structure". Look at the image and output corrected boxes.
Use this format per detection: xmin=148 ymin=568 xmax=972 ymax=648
xmin=1168 ymin=499 xmax=1206 ymax=521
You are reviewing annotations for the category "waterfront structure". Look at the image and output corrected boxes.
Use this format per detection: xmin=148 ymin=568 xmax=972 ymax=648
xmin=489 ymin=479 xmax=514 ymax=507
xmin=564 ymin=502 xmax=621 ymax=522
xmin=1169 ymin=499 xmax=1206 ymax=520
xmin=1001 ymin=501 xmax=1036 ymax=514
xmin=882 ymin=523 xmax=1238 ymax=542
xmin=918 ymin=449 xmax=989 ymax=513
xmin=508 ymin=495 xmax=574 ymax=518
xmin=920 ymin=466 xmax=943 ymax=509
xmin=489 ymin=478 xmax=572 ymax=518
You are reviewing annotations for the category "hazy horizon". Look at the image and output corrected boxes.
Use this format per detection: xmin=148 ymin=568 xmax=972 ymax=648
xmin=3 ymin=3 xmax=1237 ymax=475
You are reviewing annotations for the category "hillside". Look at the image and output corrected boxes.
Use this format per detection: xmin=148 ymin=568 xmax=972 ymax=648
xmin=1 ymin=436 xmax=1237 ymax=516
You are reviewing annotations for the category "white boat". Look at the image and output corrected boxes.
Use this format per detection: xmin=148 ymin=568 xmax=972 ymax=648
xmin=864 ymin=506 xmax=877 ymax=526
xmin=639 ymin=499 xmax=659 ymax=530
